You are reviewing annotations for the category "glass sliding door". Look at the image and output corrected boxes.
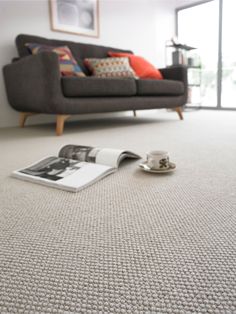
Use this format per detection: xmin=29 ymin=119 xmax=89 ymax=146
xmin=221 ymin=0 xmax=236 ymax=108
xmin=177 ymin=0 xmax=219 ymax=108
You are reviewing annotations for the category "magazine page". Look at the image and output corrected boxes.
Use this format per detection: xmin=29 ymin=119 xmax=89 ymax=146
xmin=58 ymin=145 xmax=140 ymax=168
xmin=95 ymin=149 xmax=140 ymax=168
xmin=59 ymin=145 xmax=101 ymax=163
xmin=12 ymin=156 xmax=115 ymax=192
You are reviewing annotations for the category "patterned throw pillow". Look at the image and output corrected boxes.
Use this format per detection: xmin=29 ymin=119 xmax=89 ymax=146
xmin=25 ymin=43 xmax=85 ymax=77
xmin=84 ymin=57 xmax=137 ymax=78
xmin=108 ymin=51 xmax=163 ymax=80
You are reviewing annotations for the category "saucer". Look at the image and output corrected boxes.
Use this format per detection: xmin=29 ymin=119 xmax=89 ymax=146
xmin=139 ymin=161 xmax=176 ymax=173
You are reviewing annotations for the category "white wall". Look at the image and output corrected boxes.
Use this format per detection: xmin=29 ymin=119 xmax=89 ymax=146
xmin=0 ymin=0 xmax=176 ymax=128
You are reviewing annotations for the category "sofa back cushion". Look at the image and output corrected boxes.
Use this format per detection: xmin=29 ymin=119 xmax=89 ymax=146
xmin=16 ymin=34 xmax=133 ymax=75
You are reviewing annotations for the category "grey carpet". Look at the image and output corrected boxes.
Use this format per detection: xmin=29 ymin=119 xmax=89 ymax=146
xmin=0 ymin=110 xmax=236 ymax=313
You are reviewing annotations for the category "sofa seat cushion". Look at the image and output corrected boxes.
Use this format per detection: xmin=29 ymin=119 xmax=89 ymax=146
xmin=136 ymin=79 xmax=185 ymax=96
xmin=62 ymin=77 xmax=136 ymax=97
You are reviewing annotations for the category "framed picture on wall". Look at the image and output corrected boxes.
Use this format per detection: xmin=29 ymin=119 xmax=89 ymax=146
xmin=49 ymin=0 xmax=99 ymax=38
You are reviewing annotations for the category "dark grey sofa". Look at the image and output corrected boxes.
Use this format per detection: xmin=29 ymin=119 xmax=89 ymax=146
xmin=3 ymin=34 xmax=188 ymax=135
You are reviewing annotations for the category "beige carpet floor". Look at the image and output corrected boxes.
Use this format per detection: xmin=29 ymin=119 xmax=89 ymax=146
xmin=0 ymin=109 xmax=236 ymax=313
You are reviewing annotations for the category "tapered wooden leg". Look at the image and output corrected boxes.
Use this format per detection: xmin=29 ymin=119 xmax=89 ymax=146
xmin=19 ymin=112 xmax=36 ymax=128
xmin=56 ymin=115 xmax=70 ymax=136
xmin=175 ymin=107 xmax=184 ymax=120
xmin=133 ymin=110 xmax=137 ymax=117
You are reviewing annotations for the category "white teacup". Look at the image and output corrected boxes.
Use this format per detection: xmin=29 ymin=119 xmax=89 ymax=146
xmin=146 ymin=150 xmax=170 ymax=170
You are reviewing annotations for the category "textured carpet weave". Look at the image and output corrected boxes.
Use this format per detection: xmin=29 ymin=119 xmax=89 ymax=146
xmin=0 ymin=110 xmax=236 ymax=313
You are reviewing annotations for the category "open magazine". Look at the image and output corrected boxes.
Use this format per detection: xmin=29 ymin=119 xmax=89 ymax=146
xmin=12 ymin=144 xmax=141 ymax=192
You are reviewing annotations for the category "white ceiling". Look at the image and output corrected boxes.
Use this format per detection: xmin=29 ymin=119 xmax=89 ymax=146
xmin=174 ymin=0 xmax=204 ymax=8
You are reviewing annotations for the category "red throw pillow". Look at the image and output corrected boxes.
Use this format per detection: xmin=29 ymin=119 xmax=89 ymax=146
xmin=108 ymin=51 xmax=163 ymax=80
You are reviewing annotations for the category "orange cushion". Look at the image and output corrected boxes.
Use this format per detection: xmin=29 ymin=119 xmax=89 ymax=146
xmin=108 ymin=52 xmax=163 ymax=80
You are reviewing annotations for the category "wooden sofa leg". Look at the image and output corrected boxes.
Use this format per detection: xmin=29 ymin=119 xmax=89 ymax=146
xmin=19 ymin=112 xmax=36 ymax=128
xmin=56 ymin=115 xmax=70 ymax=136
xmin=175 ymin=107 xmax=184 ymax=120
xmin=133 ymin=110 xmax=137 ymax=117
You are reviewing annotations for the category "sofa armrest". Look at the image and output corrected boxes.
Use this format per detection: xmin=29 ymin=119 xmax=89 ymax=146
xmin=159 ymin=65 xmax=188 ymax=87
xmin=3 ymin=52 xmax=62 ymax=113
